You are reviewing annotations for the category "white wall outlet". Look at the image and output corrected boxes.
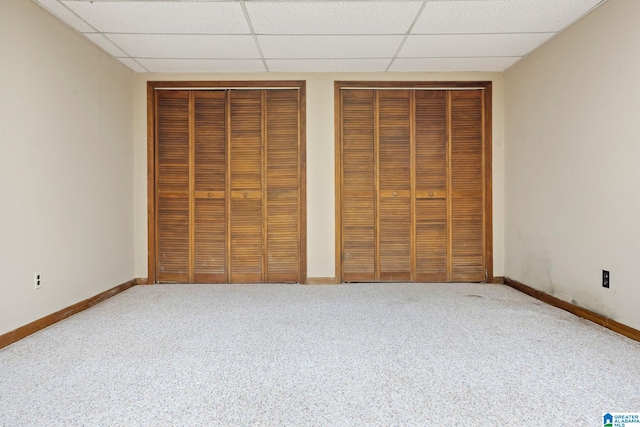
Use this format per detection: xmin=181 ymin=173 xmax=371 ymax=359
xmin=34 ymin=272 xmax=42 ymax=290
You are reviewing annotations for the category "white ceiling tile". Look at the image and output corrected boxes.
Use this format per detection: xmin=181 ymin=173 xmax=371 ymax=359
xmin=34 ymin=0 xmax=94 ymax=32
xmin=116 ymin=57 xmax=148 ymax=73
xmin=412 ymin=0 xmax=604 ymax=34
xmin=84 ymin=33 xmax=128 ymax=57
xmin=267 ymin=59 xmax=391 ymax=72
xmin=104 ymin=34 xmax=261 ymax=59
xmin=136 ymin=59 xmax=266 ymax=73
xmin=399 ymin=33 xmax=554 ymax=58
xmin=390 ymin=57 xmax=521 ymax=72
xmin=247 ymin=2 xmax=422 ymax=35
xmin=258 ymin=35 xmax=404 ymax=59
xmin=33 ymin=0 xmax=605 ymax=74
xmin=62 ymin=1 xmax=249 ymax=34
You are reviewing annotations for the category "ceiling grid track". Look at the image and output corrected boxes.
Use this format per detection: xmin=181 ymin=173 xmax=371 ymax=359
xmin=240 ymin=0 xmax=270 ymax=72
xmin=386 ymin=1 xmax=428 ymax=72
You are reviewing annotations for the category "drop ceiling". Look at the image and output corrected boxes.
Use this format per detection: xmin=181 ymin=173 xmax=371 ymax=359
xmin=33 ymin=0 xmax=606 ymax=73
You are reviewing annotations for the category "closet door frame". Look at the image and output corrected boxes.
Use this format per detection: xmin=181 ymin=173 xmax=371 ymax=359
xmin=147 ymin=81 xmax=307 ymax=284
xmin=334 ymin=81 xmax=493 ymax=283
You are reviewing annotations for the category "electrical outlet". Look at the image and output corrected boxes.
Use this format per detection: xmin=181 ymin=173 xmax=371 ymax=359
xmin=34 ymin=272 xmax=42 ymax=290
xmin=602 ymin=270 xmax=610 ymax=288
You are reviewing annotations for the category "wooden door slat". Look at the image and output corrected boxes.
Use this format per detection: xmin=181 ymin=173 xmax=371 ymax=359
xmin=156 ymin=91 xmax=190 ymax=281
xmin=450 ymin=90 xmax=484 ymax=282
xmin=193 ymin=91 xmax=227 ymax=282
xmin=378 ymin=90 xmax=412 ymax=281
xmin=341 ymin=89 xmax=376 ymax=282
xmin=188 ymin=92 xmax=195 ymax=282
xmin=266 ymin=89 xmax=300 ymax=282
xmin=229 ymin=90 xmax=264 ymax=283
xmin=415 ymin=90 xmax=448 ymax=280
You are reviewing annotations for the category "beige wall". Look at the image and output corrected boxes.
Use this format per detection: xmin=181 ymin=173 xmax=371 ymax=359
xmin=0 ymin=0 xmax=135 ymax=335
xmin=504 ymin=0 xmax=640 ymax=329
xmin=134 ymin=73 xmax=505 ymax=280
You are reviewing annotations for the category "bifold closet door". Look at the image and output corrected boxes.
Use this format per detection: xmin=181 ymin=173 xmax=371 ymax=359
xmin=341 ymin=89 xmax=376 ymax=282
xmin=377 ymin=90 xmax=412 ymax=282
xmin=193 ymin=91 xmax=227 ymax=283
xmin=414 ymin=91 xmax=447 ymax=282
xmin=229 ymin=91 xmax=263 ymax=283
xmin=450 ymin=90 xmax=484 ymax=282
xmin=156 ymin=90 xmax=190 ymax=283
xmin=339 ymin=87 xmax=485 ymax=283
xmin=229 ymin=89 xmax=302 ymax=283
xmin=414 ymin=90 xmax=485 ymax=282
xmin=155 ymin=87 xmax=303 ymax=284
xmin=156 ymin=90 xmax=227 ymax=283
xmin=340 ymin=89 xmax=412 ymax=282
xmin=265 ymin=89 xmax=301 ymax=283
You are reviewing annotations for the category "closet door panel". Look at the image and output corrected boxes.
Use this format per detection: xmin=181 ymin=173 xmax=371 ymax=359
xmin=156 ymin=91 xmax=189 ymax=282
xmin=266 ymin=90 xmax=300 ymax=282
xmin=194 ymin=91 xmax=227 ymax=283
xmin=229 ymin=90 xmax=263 ymax=283
xmin=415 ymin=91 xmax=448 ymax=282
xmin=341 ymin=90 xmax=376 ymax=282
xmin=378 ymin=90 xmax=411 ymax=282
xmin=450 ymin=90 xmax=484 ymax=282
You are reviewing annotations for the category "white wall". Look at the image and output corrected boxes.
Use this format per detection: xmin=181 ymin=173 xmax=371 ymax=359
xmin=504 ymin=0 xmax=640 ymax=330
xmin=134 ymin=73 xmax=505 ymax=280
xmin=0 ymin=0 xmax=136 ymax=335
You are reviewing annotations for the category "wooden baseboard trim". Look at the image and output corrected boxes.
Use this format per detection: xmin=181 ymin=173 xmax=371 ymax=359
xmin=504 ymin=277 xmax=640 ymax=343
xmin=136 ymin=277 xmax=150 ymax=285
xmin=306 ymin=277 xmax=339 ymax=285
xmin=0 ymin=278 xmax=137 ymax=350
xmin=490 ymin=276 xmax=505 ymax=284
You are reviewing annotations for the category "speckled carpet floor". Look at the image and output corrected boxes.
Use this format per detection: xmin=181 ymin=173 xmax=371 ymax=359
xmin=1 ymin=283 xmax=639 ymax=426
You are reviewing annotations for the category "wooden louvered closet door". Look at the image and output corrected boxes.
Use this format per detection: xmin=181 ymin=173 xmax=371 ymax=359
xmin=228 ymin=89 xmax=302 ymax=283
xmin=340 ymin=89 xmax=413 ymax=282
xmin=449 ymin=91 xmax=484 ymax=281
xmin=414 ymin=90 xmax=485 ymax=282
xmin=377 ymin=90 xmax=412 ymax=282
xmin=265 ymin=89 xmax=301 ymax=283
xmin=341 ymin=90 xmax=376 ymax=282
xmin=156 ymin=91 xmax=190 ymax=283
xmin=414 ymin=91 xmax=448 ymax=282
xmin=339 ymin=87 xmax=486 ymax=283
xmin=194 ymin=91 xmax=227 ymax=283
xmin=155 ymin=87 xmax=303 ymax=284
xmin=229 ymin=90 xmax=264 ymax=283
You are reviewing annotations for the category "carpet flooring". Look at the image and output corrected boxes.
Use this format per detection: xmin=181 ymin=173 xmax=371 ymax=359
xmin=0 ymin=283 xmax=639 ymax=426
